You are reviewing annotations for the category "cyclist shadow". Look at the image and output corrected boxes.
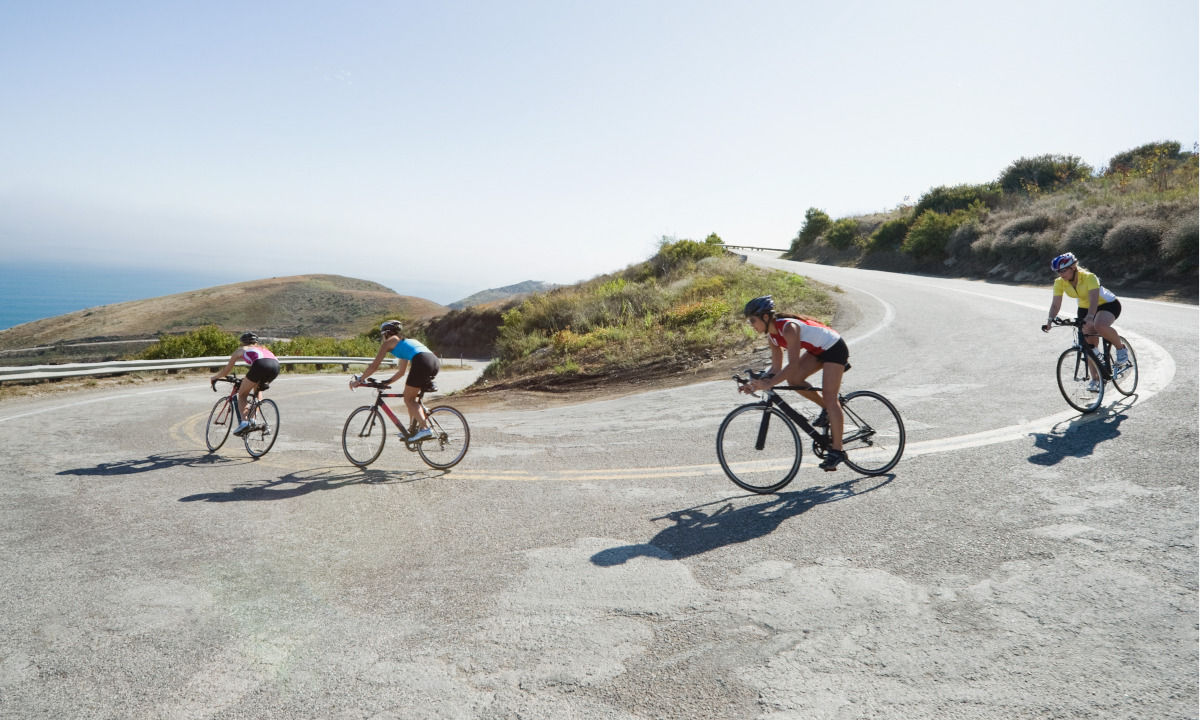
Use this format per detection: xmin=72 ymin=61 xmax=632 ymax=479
xmin=58 ymin=451 xmax=246 ymax=476
xmin=178 ymin=465 xmax=445 ymax=502
xmin=591 ymin=474 xmax=894 ymax=566
xmin=1028 ymin=399 xmax=1134 ymax=466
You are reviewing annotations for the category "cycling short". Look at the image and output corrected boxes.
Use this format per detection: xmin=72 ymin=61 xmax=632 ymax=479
xmin=1079 ymin=299 xmax=1122 ymax=322
xmin=405 ymin=351 xmax=440 ymax=390
xmin=816 ymin=338 xmax=850 ymax=368
xmin=246 ymin=357 xmax=280 ymax=385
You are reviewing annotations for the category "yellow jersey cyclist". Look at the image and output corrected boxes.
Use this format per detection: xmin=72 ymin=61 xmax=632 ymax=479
xmin=1040 ymin=252 xmax=1130 ymax=391
xmin=349 ymin=320 xmax=441 ymax=441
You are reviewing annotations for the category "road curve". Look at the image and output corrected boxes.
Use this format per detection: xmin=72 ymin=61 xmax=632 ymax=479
xmin=0 ymin=261 xmax=1195 ymax=719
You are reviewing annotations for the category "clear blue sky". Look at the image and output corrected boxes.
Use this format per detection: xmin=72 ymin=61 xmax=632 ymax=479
xmin=2 ymin=0 xmax=1196 ymax=304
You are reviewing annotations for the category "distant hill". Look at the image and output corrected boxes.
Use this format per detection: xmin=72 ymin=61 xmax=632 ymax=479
xmin=449 ymin=280 xmax=560 ymax=310
xmin=0 ymin=274 xmax=447 ymax=352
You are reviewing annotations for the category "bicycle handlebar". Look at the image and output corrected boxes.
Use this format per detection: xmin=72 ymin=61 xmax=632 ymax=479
xmin=1047 ymin=317 xmax=1083 ymax=328
xmin=350 ymin=374 xmax=391 ymax=390
xmin=211 ymin=375 xmax=240 ymax=391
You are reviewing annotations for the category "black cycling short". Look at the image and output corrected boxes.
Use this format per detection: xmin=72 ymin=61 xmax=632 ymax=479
xmin=1079 ymin=299 xmax=1122 ymax=321
xmin=816 ymin=338 xmax=850 ymax=368
xmin=246 ymin=357 xmax=280 ymax=385
xmin=405 ymin=351 xmax=440 ymax=390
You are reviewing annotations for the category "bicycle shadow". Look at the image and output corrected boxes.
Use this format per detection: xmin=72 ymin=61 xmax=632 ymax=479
xmin=591 ymin=474 xmax=894 ymax=565
xmin=57 ymin=451 xmax=247 ymax=476
xmin=178 ymin=465 xmax=446 ymax=502
xmin=1028 ymin=398 xmax=1134 ymax=466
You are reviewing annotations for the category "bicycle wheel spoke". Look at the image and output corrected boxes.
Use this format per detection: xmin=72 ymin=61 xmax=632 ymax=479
xmin=1056 ymin=348 xmax=1103 ymax=413
xmin=417 ymin=406 xmax=470 ymax=469
xmin=342 ymin=406 xmax=386 ymax=467
xmin=243 ymin=399 xmax=279 ymax=457
xmin=838 ymin=391 xmax=904 ymax=475
xmin=205 ymin=397 xmax=233 ymax=452
xmin=716 ymin=404 xmax=801 ymax=493
xmin=1111 ymin=337 xmax=1138 ymax=396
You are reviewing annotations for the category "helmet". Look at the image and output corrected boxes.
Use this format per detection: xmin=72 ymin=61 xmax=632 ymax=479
xmin=743 ymin=295 xmax=775 ymax=317
xmin=239 ymin=332 xmax=258 ymax=345
xmin=1050 ymin=252 xmax=1077 ymax=272
xmin=380 ymin=320 xmax=403 ymax=336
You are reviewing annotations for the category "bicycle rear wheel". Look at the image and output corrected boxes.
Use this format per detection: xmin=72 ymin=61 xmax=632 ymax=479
xmin=716 ymin=403 xmax=802 ymax=494
xmin=1110 ymin=336 xmax=1138 ymax=396
xmin=417 ymin=406 xmax=470 ymax=469
xmin=243 ymin=399 xmax=279 ymax=458
xmin=343 ymin=406 xmax=386 ymax=467
xmin=1056 ymin=348 xmax=1103 ymax=413
xmin=205 ymin=396 xmax=234 ymax=452
xmin=838 ymin=390 xmax=905 ymax=475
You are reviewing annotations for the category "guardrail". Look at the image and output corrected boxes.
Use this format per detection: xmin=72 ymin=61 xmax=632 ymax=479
xmin=720 ymin=244 xmax=791 ymax=252
xmin=0 ymin=356 xmax=396 ymax=383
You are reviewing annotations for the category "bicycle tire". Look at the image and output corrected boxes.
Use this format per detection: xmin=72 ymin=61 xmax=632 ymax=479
xmin=838 ymin=390 xmax=905 ymax=475
xmin=205 ymin=396 xmax=233 ymax=452
xmin=417 ymin=406 xmax=470 ymax=469
xmin=343 ymin=406 xmax=386 ymax=467
xmin=243 ymin=398 xmax=279 ymax=458
xmin=1110 ymin=336 xmax=1138 ymax=396
xmin=716 ymin=403 xmax=802 ymax=494
xmin=1056 ymin=348 xmax=1103 ymax=413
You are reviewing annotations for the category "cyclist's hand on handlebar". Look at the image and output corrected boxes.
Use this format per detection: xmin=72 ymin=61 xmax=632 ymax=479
xmin=1041 ymin=323 xmax=1051 ymax=333
xmin=349 ymin=375 xmax=361 ymax=390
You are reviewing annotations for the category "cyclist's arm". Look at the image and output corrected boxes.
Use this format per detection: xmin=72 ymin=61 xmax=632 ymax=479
xmin=210 ymin=350 xmax=242 ymax=384
xmin=1085 ymin=289 xmax=1100 ymax=322
xmin=352 ymin=339 xmax=397 ymax=387
xmin=381 ymin=358 xmax=408 ymax=387
xmin=1043 ymin=295 xmax=1063 ymax=331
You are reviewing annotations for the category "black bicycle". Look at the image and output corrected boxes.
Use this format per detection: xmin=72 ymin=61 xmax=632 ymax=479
xmin=342 ymin=377 xmax=470 ymax=469
xmin=716 ymin=369 xmax=905 ymax=494
xmin=206 ymin=375 xmax=280 ymax=458
xmin=1047 ymin=317 xmax=1139 ymax=413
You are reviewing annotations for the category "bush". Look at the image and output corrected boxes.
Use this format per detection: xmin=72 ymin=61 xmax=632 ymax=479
xmin=1160 ymin=217 xmax=1198 ymax=263
xmin=824 ymin=218 xmax=860 ymax=250
xmin=663 ymin=297 xmax=732 ymax=328
xmin=998 ymin=214 xmax=1052 ymax=239
xmin=1000 ymin=154 xmax=1092 ymax=194
xmin=1103 ymin=219 xmax=1162 ymax=257
xmin=652 ymin=237 xmax=725 ymax=276
xmin=1105 ymin=141 xmax=1183 ymax=176
xmin=790 ymin=208 xmax=831 ymax=253
xmin=913 ymin=183 xmax=1002 ymax=217
xmin=1063 ymin=217 xmax=1111 ymax=255
xmin=140 ymin=325 xmax=238 ymax=359
xmin=946 ymin=221 xmax=981 ymax=259
xmin=902 ymin=210 xmax=968 ymax=259
xmin=866 ymin=216 xmax=912 ymax=253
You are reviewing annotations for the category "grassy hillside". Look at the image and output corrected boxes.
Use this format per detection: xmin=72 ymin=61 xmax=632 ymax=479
xmin=0 ymin=274 xmax=446 ymax=356
xmin=787 ymin=142 xmax=1198 ymax=300
xmin=448 ymin=280 xmax=561 ymax=309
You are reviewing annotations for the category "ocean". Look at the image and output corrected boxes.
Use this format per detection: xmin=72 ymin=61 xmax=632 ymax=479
xmin=0 ymin=262 xmax=247 ymax=331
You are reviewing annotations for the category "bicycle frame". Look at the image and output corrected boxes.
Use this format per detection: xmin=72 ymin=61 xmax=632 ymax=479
xmin=361 ymin=387 xmax=429 ymax=443
xmin=1058 ymin=319 xmax=1113 ymax=382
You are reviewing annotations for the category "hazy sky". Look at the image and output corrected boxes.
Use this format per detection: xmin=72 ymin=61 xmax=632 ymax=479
xmin=2 ymin=0 xmax=1196 ymax=303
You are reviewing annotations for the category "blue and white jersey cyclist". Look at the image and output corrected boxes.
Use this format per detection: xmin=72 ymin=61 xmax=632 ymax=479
xmin=1040 ymin=252 xmax=1130 ymax=392
xmin=350 ymin=320 xmax=441 ymax=441
xmin=741 ymin=295 xmax=851 ymax=471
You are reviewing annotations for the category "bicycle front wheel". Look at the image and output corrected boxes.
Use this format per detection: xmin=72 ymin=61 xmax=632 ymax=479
xmin=1111 ymin=336 xmax=1139 ymax=396
xmin=243 ymin=399 xmax=280 ymax=458
xmin=716 ymin=404 xmax=802 ymax=494
xmin=205 ymin=396 xmax=234 ymax=452
xmin=838 ymin=390 xmax=905 ymax=475
xmin=417 ymin=406 xmax=470 ymax=469
xmin=1056 ymin=348 xmax=1103 ymax=413
xmin=343 ymin=406 xmax=386 ymax=467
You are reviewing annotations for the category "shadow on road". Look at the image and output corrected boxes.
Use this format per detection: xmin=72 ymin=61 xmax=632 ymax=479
xmin=1028 ymin=398 xmax=1134 ymax=466
xmin=58 ymin=451 xmax=246 ymax=476
xmin=178 ymin=465 xmax=447 ymax=502
xmin=591 ymin=474 xmax=894 ymax=565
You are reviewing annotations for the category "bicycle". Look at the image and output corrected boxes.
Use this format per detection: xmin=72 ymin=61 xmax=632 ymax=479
xmin=341 ymin=376 xmax=470 ymax=469
xmin=716 ymin=369 xmax=905 ymax=494
xmin=205 ymin=375 xmax=280 ymax=458
xmin=1047 ymin=316 xmax=1139 ymax=413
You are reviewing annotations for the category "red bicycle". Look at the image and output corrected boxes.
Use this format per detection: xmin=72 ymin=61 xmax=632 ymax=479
xmin=341 ymin=377 xmax=470 ymax=469
xmin=205 ymin=375 xmax=280 ymax=458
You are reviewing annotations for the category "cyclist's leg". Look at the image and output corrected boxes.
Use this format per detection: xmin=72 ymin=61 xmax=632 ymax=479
xmin=402 ymin=384 xmax=427 ymax=429
xmin=820 ymin=361 xmax=845 ymax=453
xmin=237 ymin=380 xmax=257 ymax=421
xmin=1092 ymin=303 xmax=1125 ymax=353
xmin=782 ymin=352 xmax=823 ymax=406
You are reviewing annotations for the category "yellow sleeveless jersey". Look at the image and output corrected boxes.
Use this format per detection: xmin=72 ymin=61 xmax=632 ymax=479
xmin=1053 ymin=269 xmax=1117 ymax=309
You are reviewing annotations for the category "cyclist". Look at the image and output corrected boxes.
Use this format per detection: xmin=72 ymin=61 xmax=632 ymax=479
xmin=741 ymin=295 xmax=850 ymax=471
xmin=350 ymin=320 xmax=440 ymax=441
xmin=210 ymin=332 xmax=280 ymax=436
xmin=1040 ymin=252 xmax=1130 ymax=392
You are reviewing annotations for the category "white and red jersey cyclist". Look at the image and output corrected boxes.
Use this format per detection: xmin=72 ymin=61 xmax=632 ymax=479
xmin=767 ymin=316 xmax=842 ymax=356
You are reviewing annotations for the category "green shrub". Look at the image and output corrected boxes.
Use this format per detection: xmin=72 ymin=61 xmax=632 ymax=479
xmin=1063 ymin=217 xmax=1111 ymax=254
xmin=1161 ymin=216 xmax=1199 ymax=263
xmin=1000 ymin=154 xmax=1092 ymax=194
xmin=913 ymin=183 xmax=1002 ymax=217
xmin=140 ymin=325 xmax=238 ymax=359
xmin=998 ymin=214 xmax=1052 ymax=239
xmin=902 ymin=210 xmax=968 ymax=259
xmin=1103 ymin=219 xmax=1162 ymax=257
xmin=652 ymin=237 xmax=725 ymax=276
xmin=1105 ymin=141 xmax=1183 ymax=175
xmin=946 ymin=221 xmax=981 ymax=258
xmin=790 ymin=208 xmax=832 ymax=253
xmin=866 ymin=216 xmax=912 ymax=253
xmin=824 ymin=218 xmax=860 ymax=250
xmin=663 ymin=297 xmax=731 ymax=328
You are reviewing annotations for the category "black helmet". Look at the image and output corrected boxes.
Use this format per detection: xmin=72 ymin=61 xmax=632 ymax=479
xmin=380 ymin=320 xmax=403 ymax=336
xmin=743 ymin=295 xmax=775 ymax=317
xmin=239 ymin=332 xmax=258 ymax=345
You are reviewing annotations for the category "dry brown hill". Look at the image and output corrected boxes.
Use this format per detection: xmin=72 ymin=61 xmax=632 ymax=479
xmin=0 ymin=274 xmax=447 ymax=351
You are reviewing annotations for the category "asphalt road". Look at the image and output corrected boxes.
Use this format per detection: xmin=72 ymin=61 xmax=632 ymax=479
xmin=1 ymin=259 xmax=1196 ymax=719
